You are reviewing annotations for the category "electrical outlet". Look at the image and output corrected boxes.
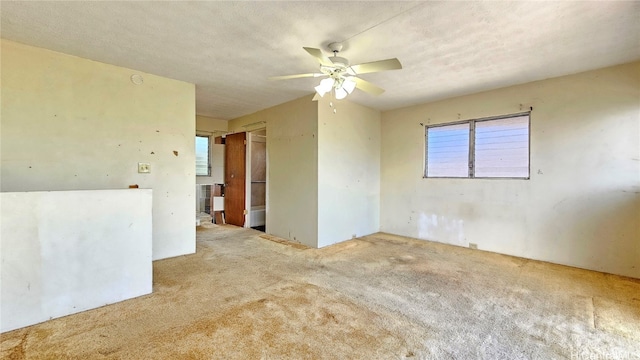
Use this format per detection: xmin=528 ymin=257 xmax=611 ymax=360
xmin=138 ymin=163 xmax=150 ymax=173
xmin=469 ymin=243 xmax=478 ymax=250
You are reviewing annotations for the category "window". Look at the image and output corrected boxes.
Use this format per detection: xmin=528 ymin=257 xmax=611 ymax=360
xmin=195 ymin=135 xmax=210 ymax=176
xmin=425 ymin=113 xmax=530 ymax=179
xmin=426 ymin=122 xmax=470 ymax=177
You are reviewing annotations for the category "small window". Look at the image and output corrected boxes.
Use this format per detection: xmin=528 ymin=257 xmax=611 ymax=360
xmin=195 ymin=135 xmax=210 ymax=176
xmin=425 ymin=113 xmax=530 ymax=179
xmin=426 ymin=122 xmax=470 ymax=178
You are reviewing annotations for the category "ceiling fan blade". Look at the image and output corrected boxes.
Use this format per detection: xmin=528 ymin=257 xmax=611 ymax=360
xmin=350 ymin=58 xmax=402 ymax=75
xmin=353 ymin=77 xmax=385 ymax=96
xmin=303 ymin=47 xmax=333 ymax=67
xmin=268 ymin=73 xmax=325 ymax=80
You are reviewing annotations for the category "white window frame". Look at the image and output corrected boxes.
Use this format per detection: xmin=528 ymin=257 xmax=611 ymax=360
xmin=196 ymin=135 xmax=211 ymax=177
xmin=424 ymin=112 xmax=531 ymax=179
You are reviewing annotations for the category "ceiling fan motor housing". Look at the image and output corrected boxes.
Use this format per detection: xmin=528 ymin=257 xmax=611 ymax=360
xmin=328 ymin=42 xmax=343 ymax=52
xmin=330 ymin=56 xmax=349 ymax=68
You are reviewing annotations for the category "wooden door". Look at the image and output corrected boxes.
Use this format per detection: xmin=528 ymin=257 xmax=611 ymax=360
xmin=224 ymin=132 xmax=246 ymax=226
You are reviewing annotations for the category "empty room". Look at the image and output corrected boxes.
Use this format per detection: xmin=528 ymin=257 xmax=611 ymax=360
xmin=1 ymin=1 xmax=638 ymax=359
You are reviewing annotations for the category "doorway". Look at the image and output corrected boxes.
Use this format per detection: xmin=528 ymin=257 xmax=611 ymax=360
xmin=223 ymin=130 xmax=267 ymax=230
xmin=247 ymin=129 xmax=266 ymax=232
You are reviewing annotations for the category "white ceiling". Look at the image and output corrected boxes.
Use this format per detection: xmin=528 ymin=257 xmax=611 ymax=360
xmin=2 ymin=1 xmax=639 ymax=120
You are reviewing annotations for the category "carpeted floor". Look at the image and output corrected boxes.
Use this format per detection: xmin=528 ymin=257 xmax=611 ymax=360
xmin=1 ymin=225 xmax=639 ymax=359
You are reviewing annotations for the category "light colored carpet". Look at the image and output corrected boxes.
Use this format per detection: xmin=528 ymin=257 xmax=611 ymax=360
xmin=2 ymin=225 xmax=639 ymax=359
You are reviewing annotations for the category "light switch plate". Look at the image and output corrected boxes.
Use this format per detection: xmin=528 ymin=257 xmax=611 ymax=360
xmin=138 ymin=163 xmax=150 ymax=173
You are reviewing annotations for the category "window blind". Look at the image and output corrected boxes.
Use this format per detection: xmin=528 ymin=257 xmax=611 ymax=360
xmin=474 ymin=116 xmax=529 ymax=178
xmin=426 ymin=122 xmax=470 ymax=177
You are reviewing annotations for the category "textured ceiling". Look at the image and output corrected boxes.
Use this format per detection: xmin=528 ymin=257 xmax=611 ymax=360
xmin=2 ymin=1 xmax=639 ymax=120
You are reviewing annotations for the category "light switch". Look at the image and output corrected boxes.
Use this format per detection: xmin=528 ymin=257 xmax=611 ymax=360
xmin=138 ymin=163 xmax=150 ymax=173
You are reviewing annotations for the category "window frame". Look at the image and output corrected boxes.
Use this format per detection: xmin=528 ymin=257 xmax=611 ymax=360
xmin=424 ymin=112 xmax=531 ymax=180
xmin=195 ymin=134 xmax=211 ymax=177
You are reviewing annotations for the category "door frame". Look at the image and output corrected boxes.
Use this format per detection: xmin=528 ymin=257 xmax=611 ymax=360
xmin=245 ymin=128 xmax=267 ymax=228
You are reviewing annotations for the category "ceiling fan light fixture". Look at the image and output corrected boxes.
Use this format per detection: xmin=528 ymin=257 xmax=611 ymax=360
xmin=335 ymin=87 xmax=348 ymax=100
xmin=314 ymin=84 xmax=328 ymax=97
xmin=315 ymin=78 xmax=335 ymax=97
xmin=343 ymin=77 xmax=356 ymax=94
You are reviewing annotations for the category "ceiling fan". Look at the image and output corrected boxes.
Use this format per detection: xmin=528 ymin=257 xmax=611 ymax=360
xmin=269 ymin=42 xmax=402 ymax=100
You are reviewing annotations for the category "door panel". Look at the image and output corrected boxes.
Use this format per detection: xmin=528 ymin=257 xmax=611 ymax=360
xmin=224 ymin=132 xmax=246 ymax=227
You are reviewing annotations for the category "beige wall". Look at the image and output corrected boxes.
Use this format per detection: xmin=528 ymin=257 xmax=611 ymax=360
xmin=1 ymin=40 xmax=197 ymax=261
xmin=317 ymin=97 xmax=381 ymax=247
xmin=227 ymin=110 xmax=268 ymax=133
xmin=229 ymin=95 xmax=381 ymax=248
xmin=381 ymin=62 xmax=640 ymax=278
xmin=230 ymin=95 xmax=319 ymax=247
xmin=196 ymin=115 xmax=227 ymax=135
